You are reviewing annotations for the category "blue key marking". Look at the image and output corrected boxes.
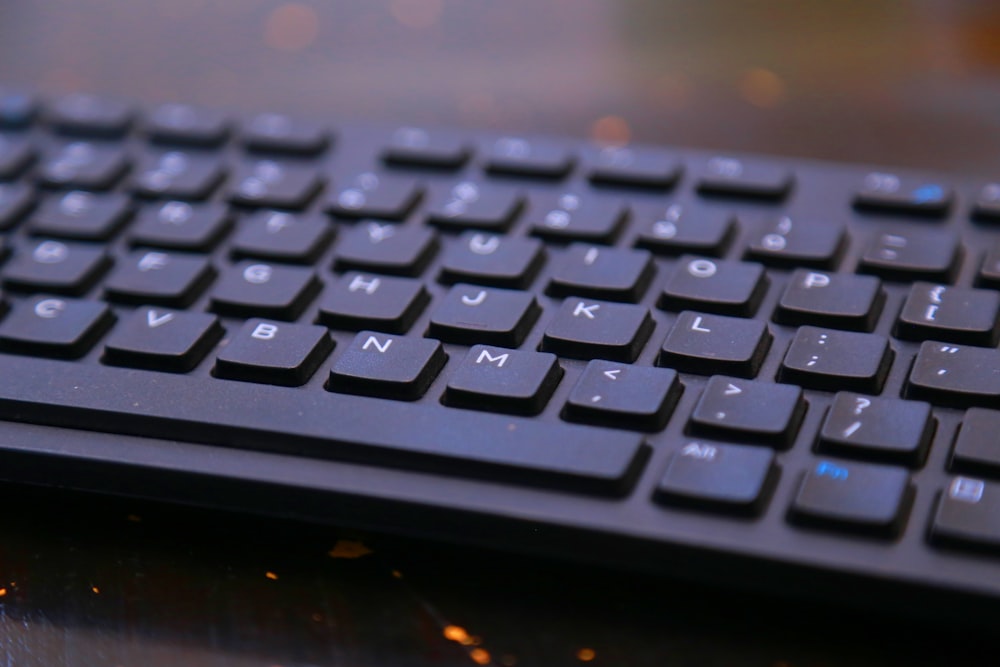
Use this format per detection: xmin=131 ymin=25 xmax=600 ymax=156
xmin=912 ymin=184 xmax=944 ymax=203
xmin=816 ymin=461 xmax=849 ymax=481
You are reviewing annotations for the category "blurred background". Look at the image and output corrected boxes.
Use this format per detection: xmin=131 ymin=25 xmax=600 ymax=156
xmin=2 ymin=0 xmax=1000 ymax=171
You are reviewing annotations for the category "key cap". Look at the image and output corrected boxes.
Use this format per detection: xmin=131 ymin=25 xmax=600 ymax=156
xmin=0 ymin=354 xmax=647 ymax=495
xmin=695 ymin=156 xmax=793 ymax=200
xmin=896 ymin=282 xmax=1000 ymax=346
xmin=328 ymin=331 xmax=446 ymax=401
xmin=327 ymin=172 xmax=423 ymax=221
xmin=103 ymin=307 xmax=222 ymax=372
xmin=333 ymin=222 xmax=438 ymax=276
xmin=3 ymin=240 xmax=110 ymax=295
xmin=0 ymin=88 xmax=36 ymax=128
xmin=132 ymin=150 xmax=225 ymax=200
xmin=818 ymin=393 xmax=934 ymax=466
xmin=215 ymin=319 xmax=333 ymax=387
xmin=0 ymin=296 xmax=114 ymax=359
xmin=633 ymin=204 xmax=736 ymax=257
xmin=744 ymin=215 xmax=846 ymax=269
xmin=147 ymin=103 xmax=230 ymax=147
xmin=444 ymin=345 xmax=562 ymax=415
xmin=228 ymin=159 xmax=323 ymax=209
xmin=586 ymin=145 xmax=681 ymax=190
xmin=906 ymin=341 xmax=1000 ymax=408
xmin=978 ymin=240 xmax=1000 ymax=288
xmin=439 ymin=232 xmax=545 ymax=289
xmin=779 ymin=326 xmax=892 ymax=394
xmin=658 ymin=311 xmax=771 ymax=378
xmin=29 ymin=191 xmax=131 ymax=241
xmin=528 ymin=192 xmax=627 ymax=244
xmin=853 ymin=171 xmax=953 ymax=217
xmin=104 ymin=250 xmax=215 ymax=307
xmin=317 ymin=273 xmax=429 ymax=334
xmin=789 ymin=459 xmax=912 ymax=537
xmin=428 ymin=284 xmax=541 ymax=347
xmin=426 ymin=181 xmax=524 ymax=232
xmin=690 ymin=376 xmax=805 ymax=448
xmin=48 ymin=93 xmax=133 ymax=137
xmin=774 ymin=270 xmax=884 ymax=332
xmin=382 ymin=127 xmax=471 ymax=170
xmin=546 ymin=245 xmax=654 ymax=303
xmin=564 ymin=360 xmax=681 ymax=430
xmin=949 ymin=409 xmax=1000 ymax=476
xmin=655 ymin=441 xmax=776 ymax=515
xmin=130 ymin=200 xmax=232 ymax=252
xmin=0 ymin=182 xmax=36 ymax=230
xmin=659 ymin=256 xmax=767 ymax=317
xmin=484 ymin=136 xmax=575 ymax=179
xmin=230 ymin=210 xmax=334 ymax=264
xmin=859 ymin=229 xmax=960 ymax=282
xmin=931 ymin=477 xmax=1000 ymax=552
xmin=0 ymin=133 xmax=35 ymax=180
xmin=210 ymin=262 xmax=321 ymax=321
xmin=972 ymin=182 xmax=1000 ymax=222
xmin=242 ymin=112 xmax=329 ymax=155
xmin=38 ymin=141 xmax=129 ymax=190
xmin=541 ymin=298 xmax=654 ymax=362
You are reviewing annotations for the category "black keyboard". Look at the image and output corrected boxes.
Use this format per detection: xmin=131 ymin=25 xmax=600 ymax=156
xmin=3 ymin=87 xmax=1000 ymax=610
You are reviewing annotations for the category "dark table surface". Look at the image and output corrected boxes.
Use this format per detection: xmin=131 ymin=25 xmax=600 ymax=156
xmin=1 ymin=2 xmax=999 ymax=664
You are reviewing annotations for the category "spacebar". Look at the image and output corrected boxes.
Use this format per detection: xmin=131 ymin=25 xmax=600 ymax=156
xmin=0 ymin=355 xmax=648 ymax=496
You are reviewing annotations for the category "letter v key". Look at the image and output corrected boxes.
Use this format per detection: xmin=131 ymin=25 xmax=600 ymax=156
xmin=147 ymin=310 xmax=175 ymax=328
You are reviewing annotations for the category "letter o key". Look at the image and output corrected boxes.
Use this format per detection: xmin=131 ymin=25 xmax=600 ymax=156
xmin=243 ymin=264 xmax=272 ymax=284
xmin=687 ymin=259 xmax=717 ymax=278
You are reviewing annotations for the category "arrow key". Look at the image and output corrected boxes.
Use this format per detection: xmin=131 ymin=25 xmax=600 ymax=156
xmin=104 ymin=307 xmax=223 ymax=373
xmin=690 ymin=376 xmax=806 ymax=448
xmin=564 ymin=360 xmax=681 ymax=430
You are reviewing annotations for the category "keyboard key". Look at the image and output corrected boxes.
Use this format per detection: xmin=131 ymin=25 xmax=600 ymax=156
xmin=564 ymin=360 xmax=681 ymax=430
xmin=859 ymin=229 xmax=960 ymax=282
xmin=444 ymin=345 xmax=562 ymax=415
xmin=906 ymin=341 xmax=1000 ymax=408
xmin=439 ymin=232 xmax=545 ymax=289
xmin=659 ymin=256 xmax=767 ymax=317
xmin=0 ymin=133 xmax=35 ymax=180
xmin=103 ymin=307 xmax=222 ymax=372
xmin=242 ymin=112 xmax=329 ymax=155
xmin=38 ymin=141 xmax=129 ymax=190
xmin=215 ymin=319 xmax=333 ymax=387
xmin=818 ymin=393 xmax=934 ymax=466
xmin=132 ymin=150 xmax=225 ymax=200
xmin=104 ymin=250 xmax=215 ymax=307
xmin=0 ymin=296 xmax=114 ymax=358
xmin=634 ymin=204 xmax=735 ymax=257
xmin=0 ymin=354 xmax=647 ymax=495
xmin=744 ymin=215 xmax=846 ymax=269
xmin=696 ymin=156 xmax=793 ymax=200
xmin=230 ymin=210 xmax=333 ymax=264
xmin=658 ymin=311 xmax=771 ymax=378
xmin=484 ymin=136 xmax=574 ymax=179
xmin=426 ymin=181 xmax=524 ymax=231
xmin=428 ymin=285 xmax=540 ymax=347
xmin=147 ymin=103 xmax=230 ymax=147
xmin=978 ymin=240 xmax=1000 ymax=288
xmin=528 ymin=192 xmax=628 ymax=244
xmin=690 ymin=376 xmax=805 ymax=448
xmin=228 ymin=159 xmax=323 ymax=209
xmin=29 ymin=191 xmax=131 ymax=241
xmin=778 ymin=326 xmax=892 ymax=394
xmin=972 ymin=182 xmax=1000 ymax=222
xmin=210 ymin=262 xmax=321 ymax=321
xmin=586 ymin=146 xmax=681 ymax=190
xmin=334 ymin=222 xmax=438 ymax=276
xmin=541 ymin=298 xmax=653 ymax=362
xmin=655 ymin=441 xmax=776 ymax=515
xmin=317 ymin=272 xmax=429 ymax=333
xmin=931 ymin=477 xmax=1000 ymax=552
xmin=382 ymin=127 xmax=470 ymax=170
xmin=546 ymin=245 xmax=654 ymax=303
xmin=789 ymin=459 xmax=912 ymax=537
xmin=130 ymin=201 xmax=232 ymax=251
xmin=3 ymin=240 xmax=110 ymax=295
xmin=48 ymin=93 xmax=133 ymax=138
xmin=0 ymin=88 xmax=36 ymax=128
xmin=327 ymin=172 xmax=422 ymax=221
xmin=949 ymin=408 xmax=1000 ymax=476
xmin=0 ymin=182 xmax=36 ymax=230
xmin=774 ymin=270 xmax=884 ymax=332
xmin=853 ymin=172 xmax=953 ymax=217
xmin=896 ymin=282 xmax=1000 ymax=346
xmin=328 ymin=331 xmax=446 ymax=400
